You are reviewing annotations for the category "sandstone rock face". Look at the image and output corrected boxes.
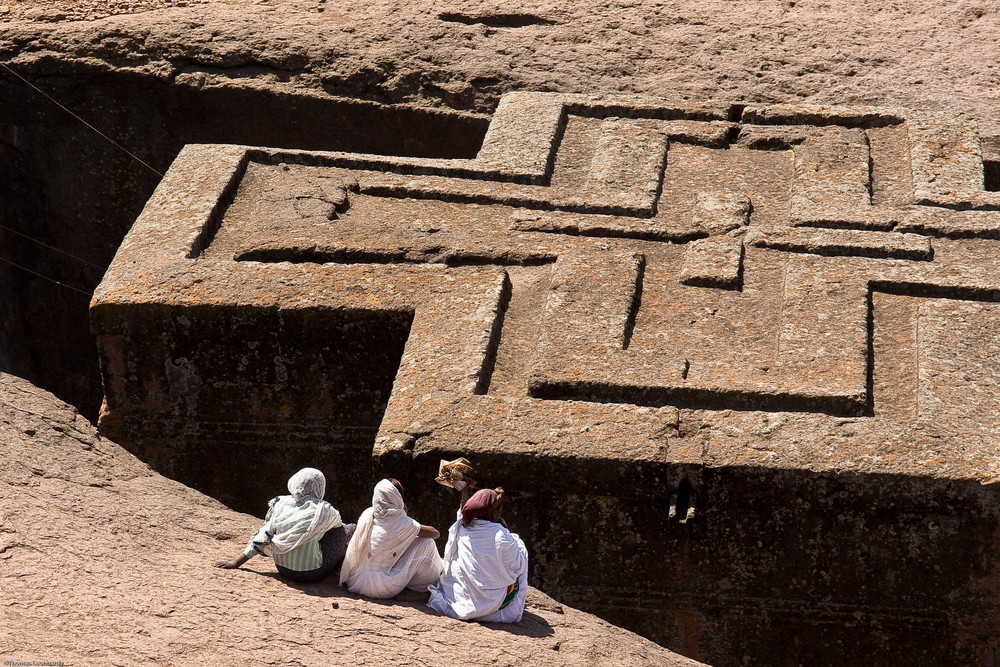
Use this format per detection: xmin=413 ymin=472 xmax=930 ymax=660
xmin=92 ymin=92 xmax=1000 ymax=665
xmin=3 ymin=2 xmax=1000 ymax=665
xmin=1 ymin=0 xmax=997 ymax=423
xmin=0 ymin=371 xmax=695 ymax=666
xmin=0 ymin=61 xmax=485 ymax=422
xmin=2 ymin=0 xmax=998 ymax=135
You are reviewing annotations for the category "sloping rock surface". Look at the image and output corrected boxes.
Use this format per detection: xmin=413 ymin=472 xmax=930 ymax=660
xmin=0 ymin=372 xmax=702 ymax=666
xmin=1 ymin=0 xmax=998 ymax=135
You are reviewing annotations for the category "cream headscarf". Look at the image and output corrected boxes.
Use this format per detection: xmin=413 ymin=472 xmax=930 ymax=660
xmin=251 ymin=468 xmax=342 ymax=557
xmin=288 ymin=467 xmax=327 ymax=501
xmin=340 ymin=479 xmax=420 ymax=584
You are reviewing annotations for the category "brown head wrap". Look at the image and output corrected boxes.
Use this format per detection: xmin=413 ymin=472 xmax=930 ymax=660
xmin=461 ymin=487 xmax=505 ymax=527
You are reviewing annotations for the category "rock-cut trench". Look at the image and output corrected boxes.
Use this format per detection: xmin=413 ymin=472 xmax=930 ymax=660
xmin=8 ymin=60 xmax=1000 ymax=667
xmin=0 ymin=60 xmax=487 ymax=429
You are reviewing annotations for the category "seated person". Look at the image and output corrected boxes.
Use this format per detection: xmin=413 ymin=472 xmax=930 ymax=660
xmin=215 ymin=467 xmax=355 ymax=584
xmin=427 ymin=487 xmax=528 ymax=623
xmin=339 ymin=478 xmax=443 ymax=598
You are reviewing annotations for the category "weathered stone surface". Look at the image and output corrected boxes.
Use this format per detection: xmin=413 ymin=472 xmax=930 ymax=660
xmin=0 ymin=58 xmax=487 ymax=424
xmin=2 ymin=0 xmax=999 ymax=140
xmin=0 ymin=372 xmax=696 ymax=666
xmin=744 ymin=226 xmax=933 ymax=261
xmin=680 ymin=235 xmax=744 ymax=289
xmin=92 ymin=92 xmax=1000 ymax=665
xmin=0 ymin=3 xmax=994 ymax=664
xmin=3 ymin=0 xmax=999 ymax=432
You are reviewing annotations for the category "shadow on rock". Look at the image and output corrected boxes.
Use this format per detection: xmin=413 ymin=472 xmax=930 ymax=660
xmin=481 ymin=610 xmax=555 ymax=638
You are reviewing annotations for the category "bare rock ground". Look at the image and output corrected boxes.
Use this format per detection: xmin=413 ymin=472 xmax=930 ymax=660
xmin=0 ymin=0 xmax=998 ymax=135
xmin=1 ymin=1 xmax=997 ymax=664
xmin=0 ymin=372 xmax=701 ymax=666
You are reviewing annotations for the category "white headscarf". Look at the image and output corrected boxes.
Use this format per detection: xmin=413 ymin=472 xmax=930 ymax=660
xmin=253 ymin=468 xmax=342 ymax=557
xmin=340 ymin=479 xmax=420 ymax=584
xmin=288 ymin=467 xmax=326 ymax=501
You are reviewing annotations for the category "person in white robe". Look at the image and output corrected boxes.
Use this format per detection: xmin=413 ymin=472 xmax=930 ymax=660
xmin=427 ymin=487 xmax=529 ymax=623
xmin=339 ymin=478 xmax=443 ymax=598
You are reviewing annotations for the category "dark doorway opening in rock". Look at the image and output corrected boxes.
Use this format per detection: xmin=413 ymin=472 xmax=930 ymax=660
xmin=96 ymin=303 xmax=414 ymax=518
xmin=0 ymin=61 xmax=488 ymax=424
xmin=985 ymin=160 xmax=1000 ymax=191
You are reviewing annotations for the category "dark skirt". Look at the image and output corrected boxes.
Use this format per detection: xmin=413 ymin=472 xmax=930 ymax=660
xmin=276 ymin=522 xmax=356 ymax=584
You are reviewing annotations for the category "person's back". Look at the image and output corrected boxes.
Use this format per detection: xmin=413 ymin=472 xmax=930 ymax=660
xmin=340 ymin=478 xmax=443 ymax=598
xmin=214 ymin=467 xmax=355 ymax=584
xmin=428 ymin=488 xmax=528 ymax=623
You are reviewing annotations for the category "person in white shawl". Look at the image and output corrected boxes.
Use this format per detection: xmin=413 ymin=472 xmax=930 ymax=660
xmin=339 ymin=478 xmax=443 ymax=598
xmin=427 ymin=487 xmax=528 ymax=623
xmin=215 ymin=468 xmax=355 ymax=583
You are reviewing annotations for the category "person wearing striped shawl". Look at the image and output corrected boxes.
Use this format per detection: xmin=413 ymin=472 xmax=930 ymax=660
xmin=215 ymin=468 xmax=356 ymax=583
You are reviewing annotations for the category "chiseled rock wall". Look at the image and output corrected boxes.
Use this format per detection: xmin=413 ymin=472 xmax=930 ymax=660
xmin=92 ymin=92 xmax=1000 ymax=665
